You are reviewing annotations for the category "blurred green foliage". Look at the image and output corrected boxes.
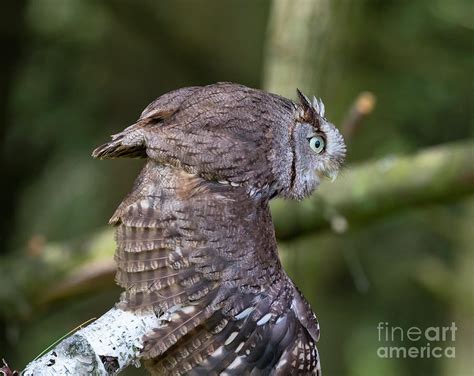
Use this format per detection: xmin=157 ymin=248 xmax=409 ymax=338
xmin=0 ymin=0 xmax=472 ymax=375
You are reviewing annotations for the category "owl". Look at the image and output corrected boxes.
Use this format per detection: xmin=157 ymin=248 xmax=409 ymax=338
xmin=93 ymin=82 xmax=346 ymax=375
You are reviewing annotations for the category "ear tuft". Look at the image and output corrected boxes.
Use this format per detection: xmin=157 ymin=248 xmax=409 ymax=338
xmin=296 ymin=88 xmax=316 ymax=122
xmin=296 ymin=89 xmax=311 ymax=109
xmin=312 ymin=96 xmax=325 ymax=117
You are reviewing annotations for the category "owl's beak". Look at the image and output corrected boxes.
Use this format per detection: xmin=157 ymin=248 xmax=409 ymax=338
xmin=323 ymin=170 xmax=339 ymax=183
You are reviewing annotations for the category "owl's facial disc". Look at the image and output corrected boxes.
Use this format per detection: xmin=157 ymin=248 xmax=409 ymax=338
xmin=277 ymin=94 xmax=346 ymax=200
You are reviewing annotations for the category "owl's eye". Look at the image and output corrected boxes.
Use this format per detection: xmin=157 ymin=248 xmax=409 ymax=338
xmin=308 ymin=135 xmax=325 ymax=153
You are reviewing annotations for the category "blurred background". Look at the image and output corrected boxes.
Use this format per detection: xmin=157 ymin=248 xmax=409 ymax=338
xmin=0 ymin=0 xmax=472 ymax=375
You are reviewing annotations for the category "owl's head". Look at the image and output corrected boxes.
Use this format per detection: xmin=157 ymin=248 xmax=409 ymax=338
xmin=271 ymin=89 xmax=346 ymax=200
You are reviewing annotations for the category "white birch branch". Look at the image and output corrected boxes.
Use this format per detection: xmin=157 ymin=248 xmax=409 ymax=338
xmin=22 ymin=307 xmax=157 ymax=375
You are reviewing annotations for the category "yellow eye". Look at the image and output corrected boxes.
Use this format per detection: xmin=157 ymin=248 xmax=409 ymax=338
xmin=309 ymin=135 xmax=325 ymax=153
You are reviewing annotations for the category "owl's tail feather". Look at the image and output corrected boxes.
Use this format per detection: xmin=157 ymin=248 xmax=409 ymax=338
xmin=92 ymin=129 xmax=147 ymax=159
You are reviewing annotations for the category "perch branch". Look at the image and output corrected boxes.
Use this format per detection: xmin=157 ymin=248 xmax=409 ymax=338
xmin=22 ymin=307 xmax=157 ymax=375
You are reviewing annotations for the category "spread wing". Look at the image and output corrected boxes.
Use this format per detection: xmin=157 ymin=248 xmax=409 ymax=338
xmin=111 ymin=162 xmax=321 ymax=375
xmin=92 ymin=82 xmax=295 ymax=188
xmin=92 ymin=86 xmax=201 ymax=159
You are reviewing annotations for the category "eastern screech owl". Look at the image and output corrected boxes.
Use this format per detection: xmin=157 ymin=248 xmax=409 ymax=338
xmin=93 ymin=83 xmax=346 ymax=375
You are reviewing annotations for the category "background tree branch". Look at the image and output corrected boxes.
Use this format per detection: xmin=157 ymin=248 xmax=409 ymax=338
xmin=1 ymin=140 xmax=472 ymax=320
xmin=263 ymin=0 xmax=331 ymax=97
xmin=272 ymin=140 xmax=474 ymax=239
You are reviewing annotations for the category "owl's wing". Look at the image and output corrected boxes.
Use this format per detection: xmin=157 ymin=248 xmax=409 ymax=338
xmin=112 ymin=163 xmax=320 ymax=374
xmin=144 ymin=288 xmax=321 ymax=376
xmin=142 ymin=278 xmax=321 ymax=376
xmin=93 ymin=83 xmax=295 ymax=188
xmin=143 ymin=84 xmax=295 ymax=187
xmin=92 ymin=86 xmax=201 ymax=159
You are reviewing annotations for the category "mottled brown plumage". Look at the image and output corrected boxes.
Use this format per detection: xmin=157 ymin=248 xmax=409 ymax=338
xmin=93 ymin=82 xmax=346 ymax=375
